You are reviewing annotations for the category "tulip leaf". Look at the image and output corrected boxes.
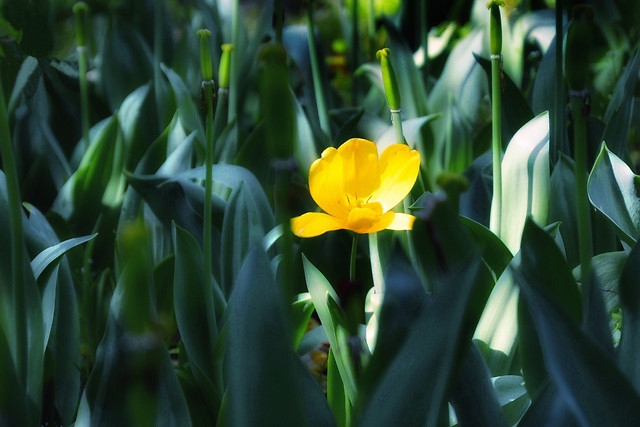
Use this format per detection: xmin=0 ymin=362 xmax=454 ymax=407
xmin=31 ymin=233 xmax=97 ymax=280
xmin=514 ymin=219 xmax=640 ymax=426
xmin=172 ymin=224 xmax=220 ymax=408
xmin=494 ymin=111 xmax=550 ymax=254
xmin=302 ymin=255 xmax=357 ymax=405
xmin=588 ymin=142 xmax=640 ymax=244
xmin=227 ymin=247 xmax=329 ymax=426
xmin=291 ymin=293 xmax=315 ymax=350
xmin=162 ymin=63 xmax=204 ymax=144
xmin=355 ymin=255 xmax=494 ymax=426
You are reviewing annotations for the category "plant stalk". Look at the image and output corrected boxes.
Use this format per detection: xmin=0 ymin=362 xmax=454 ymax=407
xmin=350 ymin=233 xmax=358 ymax=282
xmin=553 ymin=0 xmax=565 ymax=162
xmin=490 ymin=54 xmax=503 ymax=237
xmin=203 ymin=80 xmax=216 ymax=332
xmin=369 ymin=232 xmax=384 ymax=294
xmin=570 ymin=94 xmax=592 ymax=284
xmin=229 ymin=0 xmax=239 ymax=121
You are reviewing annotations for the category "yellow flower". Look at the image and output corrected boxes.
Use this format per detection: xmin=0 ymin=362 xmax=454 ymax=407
xmin=291 ymin=138 xmax=421 ymax=237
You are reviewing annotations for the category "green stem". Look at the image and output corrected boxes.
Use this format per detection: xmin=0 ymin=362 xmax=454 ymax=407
xmin=229 ymin=0 xmax=239 ymax=121
xmin=490 ymin=55 xmax=503 ymax=237
xmin=154 ymin=0 xmax=165 ymax=132
xmin=391 ymin=110 xmax=405 ymax=144
xmin=570 ymin=94 xmax=592 ymax=284
xmin=306 ymin=2 xmax=331 ymax=139
xmin=78 ymin=46 xmax=90 ymax=150
xmin=275 ymin=0 xmax=284 ymax=44
xmin=0 ymin=70 xmax=27 ymax=384
xmin=350 ymin=233 xmax=358 ymax=281
xmin=203 ymin=80 xmax=217 ymax=332
xmin=369 ymin=232 xmax=384 ymax=294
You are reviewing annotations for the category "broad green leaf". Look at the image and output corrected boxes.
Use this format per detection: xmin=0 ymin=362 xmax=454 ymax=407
xmin=117 ymin=83 xmax=155 ymax=169
xmin=549 ymin=154 xmax=580 ymax=267
xmin=302 ymin=255 xmax=357 ymax=404
xmin=162 ymin=63 xmax=204 ymax=143
xmin=492 ymin=375 xmax=530 ymax=425
xmin=449 ymin=344 xmax=509 ymax=427
xmin=588 ymin=142 xmax=640 ymax=243
xmin=291 ymin=87 xmax=319 ymax=178
xmin=291 ymin=293 xmax=315 ymax=350
xmin=0 ymin=327 xmax=28 ymax=426
xmin=172 ymin=224 xmax=220 ymax=405
xmin=514 ymin=220 xmax=640 ymax=426
xmin=493 ymin=111 xmax=550 ymax=253
xmin=31 ymin=233 xmax=97 ymax=280
xmin=8 ymin=56 xmax=39 ymax=114
xmin=356 ymin=256 xmax=494 ymax=426
xmin=375 ymin=114 xmax=440 ymax=154
xmin=226 ymin=247 xmax=305 ymax=426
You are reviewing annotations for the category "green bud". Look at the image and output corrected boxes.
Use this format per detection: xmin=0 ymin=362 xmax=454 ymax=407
xmin=218 ymin=44 xmax=234 ymax=89
xmin=197 ymin=29 xmax=213 ymax=81
xmin=73 ymin=2 xmax=89 ymax=47
xmin=487 ymin=1 xmax=503 ymax=55
xmin=376 ymin=48 xmax=402 ymax=111
xmin=565 ymin=6 xmax=594 ymax=91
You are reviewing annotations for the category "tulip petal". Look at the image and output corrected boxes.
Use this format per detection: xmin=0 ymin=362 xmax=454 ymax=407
xmin=339 ymin=138 xmax=380 ymax=202
xmin=291 ymin=212 xmax=346 ymax=237
xmin=309 ymin=148 xmax=350 ymax=219
xmin=386 ymin=213 xmax=416 ymax=230
xmin=372 ymin=144 xmax=421 ymax=211
xmin=347 ymin=208 xmax=395 ymax=234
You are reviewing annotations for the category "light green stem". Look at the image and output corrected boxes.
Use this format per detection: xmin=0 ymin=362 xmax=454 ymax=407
xmin=0 ymin=71 xmax=27 ymax=383
xmin=369 ymin=233 xmax=384 ymax=294
xmin=554 ymin=0 xmax=565 ymax=162
xmin=350 ymin=233 xmax=358 ymax=281
xmin=203 ymin=80 xmax=217 ymax=332
xmin=490 ymin=55 xmax=503 ymax=237
xmin=570 ymin=94 xmax=592 ymax=284
xmin=154 ymin=0 xmax=165 ymax=131
xmin=306 ymin=3 xmax=331 ymax=139
xmin=78 ymin=46 xmax=90 ymax=149
xmin=229 ymin=0 xmax=239 ymax=121
xmin=367 ymin=0 xmax=376 ymax=57
xmin=391 ymin=110 xmax=405 ymax=144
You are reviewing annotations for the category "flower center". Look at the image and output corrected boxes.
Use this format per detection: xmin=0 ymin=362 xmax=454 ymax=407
xmin=346 ymin=201 xmax=384 ymax=232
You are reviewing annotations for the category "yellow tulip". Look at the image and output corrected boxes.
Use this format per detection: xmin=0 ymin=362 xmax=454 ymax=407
xmin=291 ymin=138 xmax=421 ymax=237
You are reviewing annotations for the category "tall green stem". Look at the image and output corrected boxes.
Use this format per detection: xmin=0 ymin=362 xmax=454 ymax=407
xmin=490 ymin=55 xmax=502 ymax=236
xmin=367 ymin=0 xmax=376 ymax=57
xmin=0 ymin=70 xmax=27 ymax=384
xmin=154 ymin=0 xmax=165 ymax=132
xmin=74 ymin=3 xmax=90 ymax=149
xmin=306 ymin=2 xmax=331 ymax=139
xmin=368 ymin=233 xmax=384 ymax=294
xmin=488 ymin=2 xmax=503 ymax=237
xmin=570 ymin=94 xmax=592 ymax=283
xmin=229 ymin=0 xmax=239 ymax=121
xmin=350 ymin=233 xmax=358 ymax=282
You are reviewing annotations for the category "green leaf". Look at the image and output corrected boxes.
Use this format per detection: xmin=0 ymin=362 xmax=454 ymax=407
xmin=291 ymin=293 xmax=315 ymax=350
xmin=549 ymin=154 xmax=580 ymax=267
xmin=8 ymin=56 xmax=39 ymax=114
xmin=226 ymin=247 xmax=305 ymax=426
xmin=172 ymin=224 xmax=220 ymax=405
xmin=492 ymin=375 xmax=530 ymax=425
xmin=31 ymin=233 xmax=97 ymax=280
xmin=494 ymin=111 xmax=550 ymax=254
xmin=355 ymin=255 xmax=494 ymax=426
xmin=302 ymin=255 xmax=357 ymax=404
xmin=162 ymin=63 xmax=204 ymax=144
xmin=514 ymin=220 xmax=640 ymax=426
xmin=588 ymin=142 xmax=640 ymax=243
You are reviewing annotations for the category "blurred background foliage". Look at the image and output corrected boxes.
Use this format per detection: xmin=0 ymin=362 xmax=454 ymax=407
xmin=2 ymin=0 xmax=640 ymax=425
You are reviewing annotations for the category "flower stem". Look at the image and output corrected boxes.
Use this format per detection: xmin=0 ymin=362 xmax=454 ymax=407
xmin=350 ymin=233 xmax=358 ymax=282
xmin=367 ymin=0 xmax=376 ymax=57
xmin=229 ymin=0 xmax=239 ymax=121
xmin=420 ymin=0 xmax=429 ymax=86
xmin=553 ymin=0 xmax=565 ymax=162
xmin=0 ymin=69 xmax=27 ymax=384
xmin=391 ymin=110 xmax=405 ymax=144
xmin=369 ymin=232 xmax=384 ymax=294
xmin=490 ymin=54 xmax=502 ymax=237
xmin=570 ymin=93 xmax=592 ymax=284
xmin=74 ymin=3 xmax=90 ymax=150
xmin=306 ymin=1 xmax=331 ymax=140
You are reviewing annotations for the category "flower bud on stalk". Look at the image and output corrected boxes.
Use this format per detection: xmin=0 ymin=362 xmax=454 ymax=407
xmin=218 ymin=44 xmax=234 ymax=90
xmin=73 ymin=2 xmax=88 ymax=47
xmin=487 ymin=0 xmax=504 ymax=56
xmin=565 ymin=5 xmax=594 ymax=92
xmin=197 ymin=29 xmax=213 ymax=82
xmin=376 ymin=48 xmax=401 ymax=112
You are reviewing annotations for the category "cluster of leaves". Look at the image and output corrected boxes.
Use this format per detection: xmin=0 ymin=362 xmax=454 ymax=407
xmin=2 ymin=0 xmax=640 ymax=425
